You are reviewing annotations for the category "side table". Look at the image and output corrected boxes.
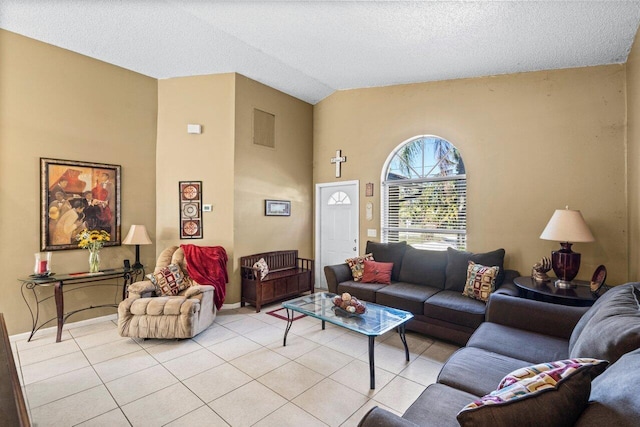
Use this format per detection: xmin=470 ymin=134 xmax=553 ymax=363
xmin=513 ymin=276 xmax=605 ymax=307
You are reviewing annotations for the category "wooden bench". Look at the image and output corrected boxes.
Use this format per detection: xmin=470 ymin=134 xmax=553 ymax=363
xmin=240 ymin=250 xmax=314 ymax=312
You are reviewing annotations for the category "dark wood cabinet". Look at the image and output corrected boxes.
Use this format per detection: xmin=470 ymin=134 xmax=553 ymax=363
xmin=0 ymin=314 xmax=30 ymax=426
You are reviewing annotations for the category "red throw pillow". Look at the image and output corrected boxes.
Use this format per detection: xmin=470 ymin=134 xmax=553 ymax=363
xmin=361 ymin=260 xmax=393 ymax=285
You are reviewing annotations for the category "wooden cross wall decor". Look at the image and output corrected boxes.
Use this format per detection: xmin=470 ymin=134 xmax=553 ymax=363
xmin=330 ymin=150 xmax=347 ymax=178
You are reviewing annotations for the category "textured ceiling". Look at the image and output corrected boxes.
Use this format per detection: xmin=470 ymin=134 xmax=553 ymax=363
xmin=2 ymin=1 xmax=640 ymax=104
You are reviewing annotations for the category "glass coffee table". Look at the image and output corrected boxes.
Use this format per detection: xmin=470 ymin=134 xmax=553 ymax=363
xmin=282 ymin=292 xmax=414 ymax=389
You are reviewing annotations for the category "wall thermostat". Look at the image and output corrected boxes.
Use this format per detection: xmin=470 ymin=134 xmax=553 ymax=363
xmin=187 ymin=124 xmax=202 ymax=134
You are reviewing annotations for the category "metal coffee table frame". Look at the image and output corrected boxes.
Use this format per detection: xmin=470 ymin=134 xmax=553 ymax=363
xmin=282 ymin=292 xmax=414 ymax=389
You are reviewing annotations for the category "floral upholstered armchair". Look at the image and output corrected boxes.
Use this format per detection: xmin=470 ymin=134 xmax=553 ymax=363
xmin=117 ymin=246 xmax=217 ymax=339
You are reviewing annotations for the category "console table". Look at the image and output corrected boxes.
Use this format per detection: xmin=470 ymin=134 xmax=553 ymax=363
xmin=18 ymin=268 xmax=142 ymax=343
xmin=513 ymin=276 xmax=605 ymax=307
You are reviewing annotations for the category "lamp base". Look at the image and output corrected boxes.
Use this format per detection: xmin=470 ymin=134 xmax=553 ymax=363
xmin=551 ymin=242 xmax=581 ymax=284
xmin=132 ymin=245 xmax=143 ymax=270
xmin=554 ymin=279 xmax=576 ymax=289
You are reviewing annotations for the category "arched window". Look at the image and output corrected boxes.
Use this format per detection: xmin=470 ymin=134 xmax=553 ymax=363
xmin=381 ymin=135 xmax=466 ymax=250
xmin=327 ymin=191 xmax=351 ymax=205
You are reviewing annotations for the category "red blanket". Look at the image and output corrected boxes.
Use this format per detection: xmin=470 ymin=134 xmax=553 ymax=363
xmin=181 ymin=244 xmax=228 ymax=310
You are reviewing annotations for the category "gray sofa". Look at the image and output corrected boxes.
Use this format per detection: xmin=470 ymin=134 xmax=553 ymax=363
xmin=359 ymin=282 xmax=640 ymax=427
xmin=324 ymin=241 xmax=520 ymax=345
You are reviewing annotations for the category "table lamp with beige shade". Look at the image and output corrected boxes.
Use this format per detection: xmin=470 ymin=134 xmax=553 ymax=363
xmin=540 ymin=206 xmax=595 ymax=288
xmin=122 ymin=225 xmax=152 ymax=269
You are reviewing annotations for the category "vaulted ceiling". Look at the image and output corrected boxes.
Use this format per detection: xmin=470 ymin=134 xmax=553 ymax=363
xmin=2 ymin=1 xmax=640 ymax=104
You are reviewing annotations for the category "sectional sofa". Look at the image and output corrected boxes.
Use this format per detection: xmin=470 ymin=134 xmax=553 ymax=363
xmin=324 ymin=241 xmax=520 ymax=345
xmin=359 ymin=282 xmax=640 ymax=426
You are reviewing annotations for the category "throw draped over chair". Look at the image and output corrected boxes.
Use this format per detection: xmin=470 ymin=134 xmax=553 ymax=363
xmin=118 ymin=246 xmax=217 ymax=339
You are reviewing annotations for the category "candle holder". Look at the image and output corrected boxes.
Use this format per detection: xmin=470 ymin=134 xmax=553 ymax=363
xmin=33 ymin=252 xmax=52 ymax=277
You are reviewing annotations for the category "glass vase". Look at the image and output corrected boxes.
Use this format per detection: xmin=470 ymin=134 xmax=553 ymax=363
xmin=88 ymin=249 xmax=100 ymax=273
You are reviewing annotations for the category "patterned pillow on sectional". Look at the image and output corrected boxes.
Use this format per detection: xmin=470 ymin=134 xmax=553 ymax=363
xmin=345 ymin=253 xmax=374 ymax=281
xmin=146 ymin=263 xmax=189 ymax=296
xmin=445 ymin=247 xmax=505 ymax=291
xmin=253 ymin=257 xmax=269 ymax=280
xmin=462 ymin=262 xmax=500 ymax=302
xmin=361 ymin=260 xmax=393 ymax=285
xmin=497 ymin=358 xmax=608 ymax=389
xmin=457 ymin=358 xmax=608 ymax=427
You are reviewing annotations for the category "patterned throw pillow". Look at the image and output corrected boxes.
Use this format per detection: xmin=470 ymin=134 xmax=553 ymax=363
xmin=361 ymin=260 xmax=394 ymax=285
xmin=497 ymin=358 xmax=608 ymax=389
xmin=462 ymin=262 xmax=500 ymax=302
xmin=445 ymin=247 xmax=505 ymax=291
xmin=457 ymin=359 xmax=608 ymax=427
xmin=146 ymin=264 xmax=189 ymax=296
xmin=345 ymin=253 xmax=374 ymax=281
xmin=253 ymin=258 xmax=269 ymax=280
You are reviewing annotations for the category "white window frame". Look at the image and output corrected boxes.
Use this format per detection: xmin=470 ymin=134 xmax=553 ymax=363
xmin=380 ymin=135 xmax=467 ymax=250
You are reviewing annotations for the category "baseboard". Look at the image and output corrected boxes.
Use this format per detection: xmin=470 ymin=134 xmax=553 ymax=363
xmin=9 ymin=313 xmax=118 ymax=343
xmin=221 ymin=302 xmax=241 ymax=310
xmin=10 ymin=302 xmax=251 ymax=341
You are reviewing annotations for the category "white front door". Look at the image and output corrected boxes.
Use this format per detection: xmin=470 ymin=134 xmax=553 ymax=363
xmin=315 ymin=181 xmax=359 ymax=289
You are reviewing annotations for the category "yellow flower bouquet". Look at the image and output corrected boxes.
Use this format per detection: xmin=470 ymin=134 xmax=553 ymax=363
xmin=76 ymin=229 xmax=110 ymax=272
xmin=76 ymin=229 xmax=110 ymax=250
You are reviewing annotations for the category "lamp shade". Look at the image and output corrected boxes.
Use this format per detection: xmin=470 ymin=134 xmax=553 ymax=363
xmin=540 ymin=207 xmax=595 ymax=243
xmin=122 ymin=225 xmax=152 ymax=245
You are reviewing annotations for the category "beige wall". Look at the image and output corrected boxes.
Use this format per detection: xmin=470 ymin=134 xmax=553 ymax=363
xmin=314 ymin=65 xmax=628 ymax=284
xmin=627 ymin=30 xmax=640 ymax=281
xmin=0 ymin=30 xmax=158 ymax=335
xmin=156 ymin=74 xmax=236 ymax=296
xmin=233 ymin=75 xmax=314 ymax=303
xmin=156 ymin=74 xmax=313 ymax=305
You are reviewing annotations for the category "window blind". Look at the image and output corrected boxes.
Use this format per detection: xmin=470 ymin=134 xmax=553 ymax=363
xmin=382 ymin=175 xmax=466 ymax=250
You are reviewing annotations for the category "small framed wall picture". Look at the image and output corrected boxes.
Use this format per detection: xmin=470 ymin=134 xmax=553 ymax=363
xmin=366 ymin=182 xmax=374 ymax=197
xmin=265 ymin=200 xmax=291 ymax=216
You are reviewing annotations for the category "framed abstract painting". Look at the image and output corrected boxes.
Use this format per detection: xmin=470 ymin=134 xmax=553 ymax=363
xmin=41 ymin=158 xmax=121 ymax=251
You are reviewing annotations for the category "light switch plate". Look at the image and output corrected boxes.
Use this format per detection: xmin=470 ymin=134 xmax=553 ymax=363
xmin=202 ymin=204 xmax=212 ymax=212
xmin=367 ymin=229 xmax=377 ymax=237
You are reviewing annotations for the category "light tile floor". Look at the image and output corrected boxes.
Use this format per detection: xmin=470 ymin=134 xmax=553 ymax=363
xmin=12 ymin=303 xmax=459 ymax=427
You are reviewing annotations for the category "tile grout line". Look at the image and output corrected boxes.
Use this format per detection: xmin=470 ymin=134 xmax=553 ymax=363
xmin=75 ymin=327 xmax=137 ymax=427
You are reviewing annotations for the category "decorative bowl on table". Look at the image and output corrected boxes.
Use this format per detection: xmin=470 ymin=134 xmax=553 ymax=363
xmin=332 ymin=293 xmax=366 ymax=315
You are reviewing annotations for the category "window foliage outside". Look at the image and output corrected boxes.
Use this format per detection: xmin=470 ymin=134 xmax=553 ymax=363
xmin=383 ymin=136 xmax=466 ymax=250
